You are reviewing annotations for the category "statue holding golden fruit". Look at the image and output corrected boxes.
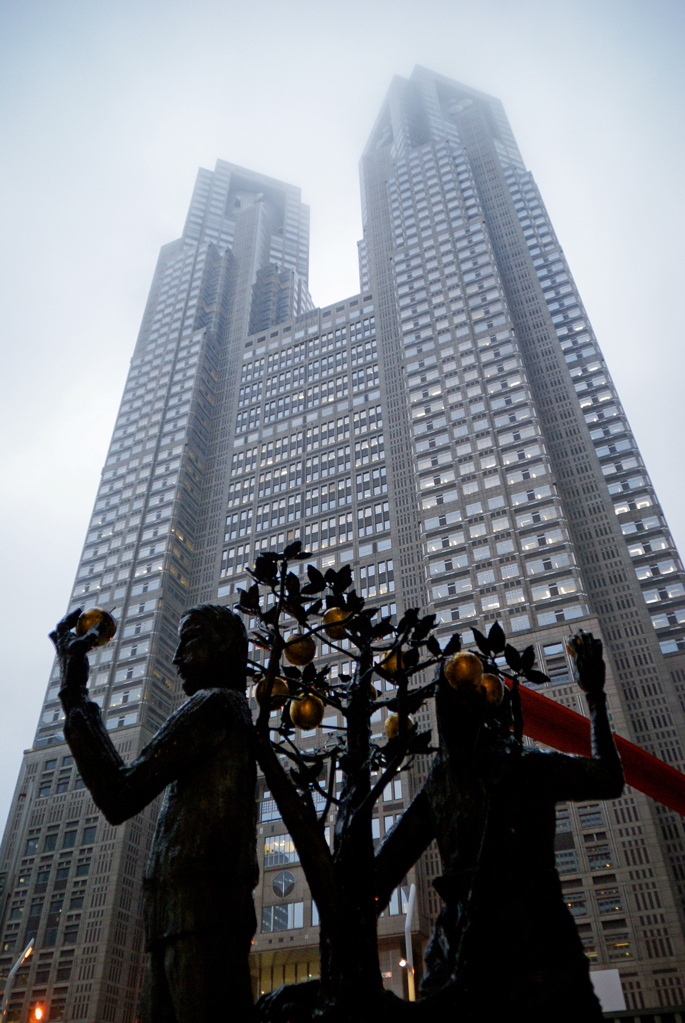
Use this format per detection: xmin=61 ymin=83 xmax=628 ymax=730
xmin=50 ymin=546 xmax=624 ymax=1023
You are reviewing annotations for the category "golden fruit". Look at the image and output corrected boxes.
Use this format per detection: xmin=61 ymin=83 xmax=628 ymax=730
xmin=255 ymin=677 xmax=290 ymax=707
xmin=290 ymin=694 xmax=325 ymax=729
xmin=444 ymin=651 xmax=483 ymax=690
xmin=379 ymin=650 xmax=403 ymax=676
xmin=323 ymin=608 xmax=350 ymax=640
xmin=479 ymin=673 xmax=505 ymax=707
xmin=385 ymin=712 xmax=415 ymax=740
xmin=284 ymin=635 xmax=316 ymax=666
xmin=75 ymin=608 xmax=117 ymax=647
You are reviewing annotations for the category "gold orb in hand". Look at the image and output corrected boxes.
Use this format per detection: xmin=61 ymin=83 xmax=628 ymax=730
xmin=75 ymin=608 xmax=117 ymax=647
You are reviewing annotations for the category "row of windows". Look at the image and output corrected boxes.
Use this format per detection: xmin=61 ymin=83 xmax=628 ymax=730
xmin=245 ymin=475 xmax=385 ymax=521
xmin=226 ymin=501 xmax=392 ymax=543
xmin=241 ymin=322 xmax=376 ymax=377
xmin=120 ymin=355 xmax=200 ymax=405
xmin=35 ymin=769 xmax=83 ymax=796
xmin=259 ymin=883 xmax=408 ymax=937
xmin=236 ymin=374 xmax=380 ymax=429
xmin=358 ymin=560 xmax=394 ymax=597
xmin=422 ymin=495 xmax=559 ymax=542
xmin=231 ymin=441 xmax=387 ymax=503
xmin=240 ymin=342 xmax=378 ymax=389
xmin=24 ymin=825 xmax=96 ymax=856
xmin=16 ymin=857 xmax=90 ymax=900
xmin=231 ymin=409 xmax=384 ymax=473
xmin=432 ymin=581 xmax=526 ymax=607
xmin=428 ymin=535 xmax=572 ymax=581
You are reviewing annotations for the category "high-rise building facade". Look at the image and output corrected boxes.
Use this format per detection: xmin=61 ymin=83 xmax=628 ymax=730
xmin=1 ymin=67 xmax=685 ymax=1019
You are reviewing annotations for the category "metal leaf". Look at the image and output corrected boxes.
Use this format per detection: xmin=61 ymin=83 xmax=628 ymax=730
xmin=504 ymin=643 xmax=522 ymax=671
xmin=334 ymin=564 xmax=352 ymax=593
xmin=443 ymin=633 xmax=462 ymax=656
xmin=426 ymin=635 xmax=442 ymax=657
xmin=285 ymin=572 xmax=301 ymax=597
xmin=487 ymin=621 xmax=506 ymax=654
xmin=301 ymin=565 xmax=326 ymax=594
xmin=523 ymin=668 xmax=550 ymax=686
xmin=283 ymin=540 xmax=303 ymax=560
xmin=472 ymin=627 xmax=491 ymax=656
xmin=521 ymin=645 xmax=536 ymax=671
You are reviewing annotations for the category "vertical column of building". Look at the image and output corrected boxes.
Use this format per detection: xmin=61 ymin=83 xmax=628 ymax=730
xmin=188 ymin=166 xmax=313 ymax=607
xmin=500 ymin=168 xmax=685 ymax=949
xmin=358 ymin=111 xmax=449 ymax=946
xmin=0 ymin=159 xmax=322 ymax=1021
xmin=359 ymin=144 xmax=426 ymax=617
xmin=501 ymin=169 xmax=685 ymax=696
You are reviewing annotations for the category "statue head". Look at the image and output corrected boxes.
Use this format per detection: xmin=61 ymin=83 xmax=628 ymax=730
xmin=435 ymin=667 xmax=515 ymax=761
xmin=173 ymin=604 xmax=248 ymax=696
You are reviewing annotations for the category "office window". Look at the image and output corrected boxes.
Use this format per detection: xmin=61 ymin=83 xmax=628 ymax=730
xmin=261 ymin=901 xmax=304 ymax=932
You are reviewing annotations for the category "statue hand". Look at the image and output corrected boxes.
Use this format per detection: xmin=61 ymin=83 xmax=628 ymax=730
xmin=49 ymin=609 xmax=100 ymax=699
xmin=567 ymin=630 xmax=606 ymax=697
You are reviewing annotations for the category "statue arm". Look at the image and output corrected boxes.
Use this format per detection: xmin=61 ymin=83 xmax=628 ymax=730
xmin=51 ymin=610 xmax=243 ymax=825
xmin=61 ymin=688 xmax=236 ymax=826
xmin=535 ymin=631 xmax=624 ymax=801
xmin=587 ymin=686 xmax=623 ymax=789
xmin=531 ymin=692 xmax=623 ymax=802
xmin=374 ymin=787 xmax=435 ymax=912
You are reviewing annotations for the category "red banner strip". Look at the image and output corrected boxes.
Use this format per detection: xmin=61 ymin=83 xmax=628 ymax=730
xmin=506 ymin=680 xmax=685 ymax=818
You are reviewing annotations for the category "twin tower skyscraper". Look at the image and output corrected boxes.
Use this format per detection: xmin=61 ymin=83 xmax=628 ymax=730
xmin=1 ymin=67 xmax=685 ymax=1019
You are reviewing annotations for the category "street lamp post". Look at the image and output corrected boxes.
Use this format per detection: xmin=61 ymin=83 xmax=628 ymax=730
xmin=0 ymin=939 xmax=34 ymax=1021
xmin=403 ymin=884 xmax=416 ymax=1002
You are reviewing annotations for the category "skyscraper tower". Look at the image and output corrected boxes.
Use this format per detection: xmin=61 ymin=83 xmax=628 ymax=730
xmin=1 ymin=69 xmax=684 ymax=1020
xmin=356 ymin=67 xmax=685 ymax=1011
xmin=0 ymin=162 xmax=314 ymax=1023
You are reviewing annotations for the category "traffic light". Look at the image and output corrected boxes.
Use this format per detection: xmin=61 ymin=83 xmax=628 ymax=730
xmin=30 ymin=1003 xmax=45 ymax=1021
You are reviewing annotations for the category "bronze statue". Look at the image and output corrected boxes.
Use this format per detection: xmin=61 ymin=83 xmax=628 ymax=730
xmin=375 ymin=631 xmax=623 ymax=1022
xmin=51 ymin=605 xmax=258 ymax=1023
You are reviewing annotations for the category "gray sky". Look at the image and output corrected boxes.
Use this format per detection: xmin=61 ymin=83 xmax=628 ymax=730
xmin=0 ymin=0 xmax=683 ymax=824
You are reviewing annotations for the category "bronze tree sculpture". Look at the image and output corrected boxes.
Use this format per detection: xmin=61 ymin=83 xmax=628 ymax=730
xmin=238 ymin=545 xmax=614 ymax=1023
xmin=241 ymin=543 xmax=442 ymax=1023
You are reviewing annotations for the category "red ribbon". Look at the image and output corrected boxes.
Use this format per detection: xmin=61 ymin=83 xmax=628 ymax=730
xmin=506 ymin=679 xmax=685 ymax=817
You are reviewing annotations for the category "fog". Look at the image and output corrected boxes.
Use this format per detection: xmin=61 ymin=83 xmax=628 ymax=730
xmin=0 ymin=0 xmax=683 ymax=824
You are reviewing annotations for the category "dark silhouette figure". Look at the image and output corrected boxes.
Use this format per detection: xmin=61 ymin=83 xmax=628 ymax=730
xmin=375 ymin=631 xmax=623 ymax=1022
xmin=51 ymin=605 xmax=258 ymax=1023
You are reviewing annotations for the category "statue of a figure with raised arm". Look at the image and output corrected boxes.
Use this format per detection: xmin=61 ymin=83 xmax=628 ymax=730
xmin=51 ymin=604 xmax=258 ymax=1023
xmin=375 ymin=631 xmax=623 ymax=1022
